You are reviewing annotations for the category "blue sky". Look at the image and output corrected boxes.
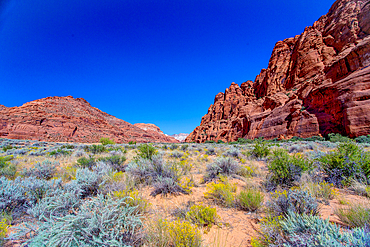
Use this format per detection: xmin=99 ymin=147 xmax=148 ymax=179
xmin=0 ymin=0 xmax=335 ymax=135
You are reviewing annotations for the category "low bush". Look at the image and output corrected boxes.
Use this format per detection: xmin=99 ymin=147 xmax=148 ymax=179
xmin=204 ymin=157 xmax=240 ymax=182
xmin=2 ymin=145 xmax=14 ymax=152
xmin=0 ymin=157 xmax=16 ymax=179
xmin=168 ymin=219 xmax=202 ymax=247
xmin=136 ymin=144 xmax=157 ymax=160
xmin=318 ymin=142 xmax=370 ymax=186
xmin=28 ymin=190 xmax=81 ymax=220
xmin=0 ymin=176 xmax=62 ymax=218
xmin=205 ymin=147 xmax=215 ymax=155
xmin=250 ymin=140 xmax=270 ymax=158
xmin=98 ymin=155 xmax=126 ymax=171
xmin=223 ymin=147 xmax=241 ymax=158
xmin=267 ymin=149 xmax=313 ymax=189
xmin=180 ymin=145 xmax=188 ymax=151
xmin=126 ymin=155 xmax=180 ymax=184
xmin=76 ymin=156 xmax=96 ymax=168
xmin=11 ymin=194 xmax=143 ymax=246
xmin=83 ymin=144 xmax=106 ymax=154
xmin=237 ymin=188 xmax=264 ymax=212
xmin=278 ymin=212 xmax=370 ymax=246
xmin=0 ymin=216 xmax=9 ymax=245
xmin=169 ymin=144 xmax=178 ymax=150
xmin=266 ymin=189 xmax=320 ymax=217
xmin=150 ymin=176 xmax=188 ymax=197
xmin=99 ymin=137 xmax=115 ymax=145
xmin=186 ymin=204 xmax=219 ymax=228
xmin=204 ymin=176 xmax=236 ymax=207
xmin=112 ymin=189 xmax=149 ymax=213
xmin=328 ymin=133 xmax=352 ymax=143
xmin=355 ymin=135 xmax=370 ymax=144
xmin=65 ymin=167 xmax=108 ymax=198
xmin=300 ymin=180 xmax=336 ymax=203
xmin=170 ymin=150 xmax=184 ymax=158
xmin=49 ymin=148 xmax=71 ymax=157
xmin=237 ymin=138 xmax=253 ymax=144
xmin=22 ymin=160 xmax=58 ymax=180
xmin=237 ymin=164 xmax=257 ymax=178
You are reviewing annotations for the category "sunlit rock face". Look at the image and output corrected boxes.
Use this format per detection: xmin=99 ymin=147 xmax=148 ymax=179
xmin=187 ymin=0 xmax=370 ymax=143
xmin=0 ymin=96 xmax=178 ymax=143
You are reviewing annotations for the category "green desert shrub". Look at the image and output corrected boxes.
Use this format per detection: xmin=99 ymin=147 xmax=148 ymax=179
xmin=136 ymin=144 xmax=157 ymax=160
xmin=99 ymin=137 xmax=115 ymax=145
xmin=237 ymin=138 xmax=253 ymax=144
xmin=355 ymin=135 xmax=370 ymax=144
xmin=83 ymin=144 xmax=106 ymax=154
xmin=76 ymin=156 xmax=96 ymax=168
xmin=318 ymin=142 xmax=370 ymax=186
xmin=250 ymin=140 xmax=270 ymax=158
xmin=0 ymin=157 xmax=16 ymax=179
xmin=237 ymin=188 xmax=264 ymax=212
xmin=328 ymin=133 xmax=352 ymax=143
xmin=267 ymin=149 xmax=313 ymax=189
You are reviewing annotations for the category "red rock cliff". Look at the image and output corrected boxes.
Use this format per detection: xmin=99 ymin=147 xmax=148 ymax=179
xmin=0 ymin=96 xmax=178 ymax=143
xmin=186 ymin=0 xmax=370 ymax=143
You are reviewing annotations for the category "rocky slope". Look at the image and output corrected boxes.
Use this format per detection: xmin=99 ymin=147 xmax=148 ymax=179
xmin=134 ymin=123 xmax=179 ymax=143
xmin=186 ymin=0 xmax=370 ymax=143
xmin=0 ymin=96 xmax=178 ymax=143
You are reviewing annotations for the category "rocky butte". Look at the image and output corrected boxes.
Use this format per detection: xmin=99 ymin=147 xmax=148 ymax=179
xmin=0 ymin=96 xmax=178 ymax=143
xmin=186 ymin=0 xmax=370 ymax=143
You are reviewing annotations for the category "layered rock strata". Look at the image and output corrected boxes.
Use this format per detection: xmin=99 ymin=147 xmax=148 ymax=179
xmin=187 ymin=0 xmax=370 ymax=143
xmin=0 ymin=96 xmax=178 ymax=143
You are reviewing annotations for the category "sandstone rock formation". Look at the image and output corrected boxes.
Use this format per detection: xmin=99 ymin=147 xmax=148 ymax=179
xmin=186 ymin=0 xmax=370 ymax=143
xmin=134 ymin=123 xmax=179 ymax=143
xmin=0 ymin=96 xmax=178 ymax=143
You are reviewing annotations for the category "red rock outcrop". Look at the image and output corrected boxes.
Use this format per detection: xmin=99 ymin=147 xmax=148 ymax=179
xmin=134 ymin=123 xmax=179 ymax=143
xmin=0 ymin=96 xmax=178 ymax=143
xmin=186 ymin=0 xmax=370 ymax=143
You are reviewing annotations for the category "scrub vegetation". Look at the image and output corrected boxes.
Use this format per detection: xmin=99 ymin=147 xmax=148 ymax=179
xmin=1 ymin=136 xmax=370 ymax=246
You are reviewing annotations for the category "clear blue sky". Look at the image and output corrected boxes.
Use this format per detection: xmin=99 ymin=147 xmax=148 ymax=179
xmin=0 ymin=0 xmax=335 ymax=135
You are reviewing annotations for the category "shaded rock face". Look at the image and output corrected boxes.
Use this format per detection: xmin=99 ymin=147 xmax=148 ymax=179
xmin=186 ymin=0 xmax=370 ymax=143
xmin=134 ymin=123 xmax=179 ymax=143
xmin=0 ymin=96 xmax=178 ymax=143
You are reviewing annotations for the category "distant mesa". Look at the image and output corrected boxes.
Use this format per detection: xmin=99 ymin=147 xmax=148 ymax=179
xmin=186 ymin=0 xmax=370 ymax=143
xmin=0 ymin=96 xmax=178 ymax=143
xmin=170 ymin=133 xmax=189 ymax=142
